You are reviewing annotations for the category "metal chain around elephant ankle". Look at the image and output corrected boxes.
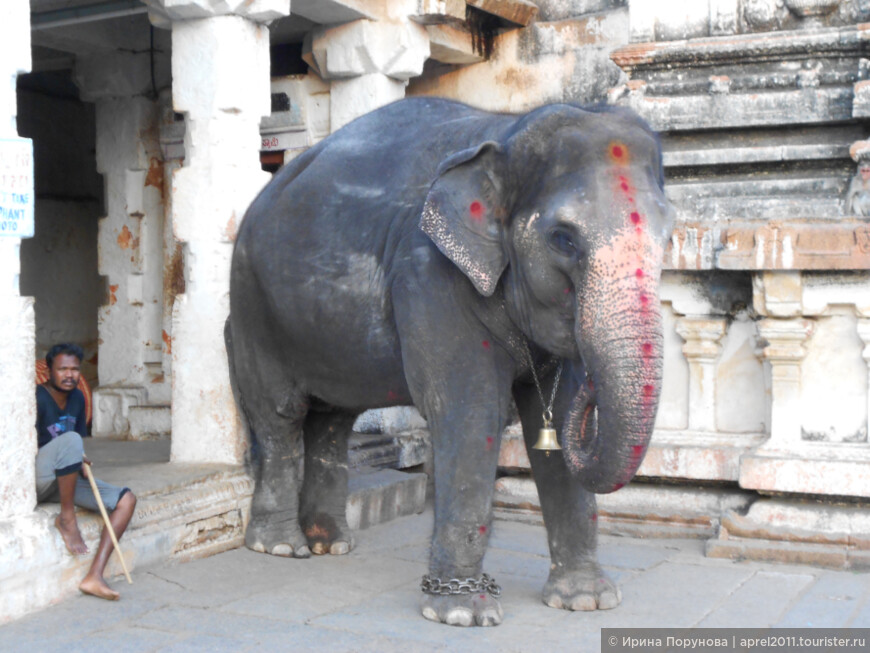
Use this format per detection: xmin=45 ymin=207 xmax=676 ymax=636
xmin=421 ymin=573 xmax=502 ymax=598
xmin=523 ymin=339 xmax=563 ymax=427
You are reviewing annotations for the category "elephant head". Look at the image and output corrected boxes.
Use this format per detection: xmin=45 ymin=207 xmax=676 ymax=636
xmin=421 ymin=104 xmax=673 ymax=494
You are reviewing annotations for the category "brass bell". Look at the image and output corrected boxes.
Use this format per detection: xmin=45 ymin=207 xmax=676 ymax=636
xmin=533 ymin=420 xmax=561 ymax=452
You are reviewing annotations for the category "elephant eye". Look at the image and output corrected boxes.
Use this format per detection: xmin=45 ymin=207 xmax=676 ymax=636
xmin=547 ymin=228 xmax=579 ymax=257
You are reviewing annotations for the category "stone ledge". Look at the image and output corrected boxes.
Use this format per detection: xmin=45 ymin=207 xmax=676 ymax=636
xmin=494 ymin=476 xmax=754 ymax=539
xmin=611 ymin=24 xmax=867 ymax=71
xmin=665 ymin=219 xmax=870 ymax=271
xmin=740 ymin=444 xmax=870 ymax=498
xmin=707 ymin=498 xmax=870 ymax=569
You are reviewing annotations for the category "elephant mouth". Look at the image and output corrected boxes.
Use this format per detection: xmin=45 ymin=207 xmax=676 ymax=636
xmin=561 ymin=376 xmax=598 ymax=470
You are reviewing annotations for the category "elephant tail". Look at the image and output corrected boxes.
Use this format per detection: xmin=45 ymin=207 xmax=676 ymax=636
xmin=224 ymin=316 xmax=261 ymax=466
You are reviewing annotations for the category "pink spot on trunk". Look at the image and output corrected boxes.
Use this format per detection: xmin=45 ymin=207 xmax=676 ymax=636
xmin=630 ymin=212 xmax=641 ymax=225
xmin=469 ymin=201 xmax=484 ymax=221
xmin=387 ymin=390 xmax=398 ymax=401
xmin=642 ymin=343 xmax=653 ymax=356
xmin=635 ymin=268 xmax=644 ymax=279
xmin=482 ymin=340 xmax=491 ymax=350
xmin=486 ymin=436 xmax=494 ymax=451
xmin=632 ymin=444 xmax=645 ymax=458
xmin=613 ymin=483 xmax=625 ymax=491
xmin=591 ymin=513 xmax=598 ymax=522
xmin=643 ymin=385 xmax=655 ymax=398
xmin=479 ymin=525 xmax=487 ymax=535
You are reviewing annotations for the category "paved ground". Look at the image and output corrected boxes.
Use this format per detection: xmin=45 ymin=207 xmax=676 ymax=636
xmin=2 ymin=508 xmax=869 ymax=652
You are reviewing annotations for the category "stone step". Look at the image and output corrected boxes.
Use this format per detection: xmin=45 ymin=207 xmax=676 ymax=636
xmin=128 ymin=405 xmax=171 ymax=440
xmin=493 ymin=475 xmax=754 ymax=538
xmin=0 ymin=440 xmax=428 ymax=624
xmin=348 ymin=429 xmax=430 ymax=470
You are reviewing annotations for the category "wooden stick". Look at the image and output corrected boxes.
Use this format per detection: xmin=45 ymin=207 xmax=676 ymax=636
xmin=84 ymin=462 xmax=133 ymax=584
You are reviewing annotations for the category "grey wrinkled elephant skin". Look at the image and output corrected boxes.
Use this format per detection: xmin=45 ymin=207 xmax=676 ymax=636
xmin=226 ymin=97 xmax=674 ymax=626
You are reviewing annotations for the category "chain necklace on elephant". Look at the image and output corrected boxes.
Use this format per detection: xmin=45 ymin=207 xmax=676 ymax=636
xmin=522 ymin=340 xmax=563 ymax=454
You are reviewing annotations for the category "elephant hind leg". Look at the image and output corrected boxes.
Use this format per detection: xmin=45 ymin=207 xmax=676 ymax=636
xmin=300 ymin=410 xmax=356 ymax=555
xmin=228 ymin=319 xmax=311 ymax=558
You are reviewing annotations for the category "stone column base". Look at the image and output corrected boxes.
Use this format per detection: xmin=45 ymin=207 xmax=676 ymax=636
xmin=92 ymin=386 xmax=148 ymax=437
xmin=707 ymin=498 xmax=870 ymax=569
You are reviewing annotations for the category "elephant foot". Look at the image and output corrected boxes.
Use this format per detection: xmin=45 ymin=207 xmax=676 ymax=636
xmin=421 ymin=594 xmax=503 ymax=627
xmin=302 ymin=512 xmax=355 ymax=556
xmin=542 ymin=563 xmax=621 ymax=611
xmin=245 ymin=514 xmax=311 ymax=558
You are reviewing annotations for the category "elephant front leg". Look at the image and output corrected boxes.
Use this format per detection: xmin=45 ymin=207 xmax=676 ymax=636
xmin=514 ymin=382 xmax=621 ymax=612
xmin=422 ymin=414 xmax=506 ymax=627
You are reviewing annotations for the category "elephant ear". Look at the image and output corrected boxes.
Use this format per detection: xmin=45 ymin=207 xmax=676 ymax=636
xmin=421 ymin=142 xmax=509 ymax=297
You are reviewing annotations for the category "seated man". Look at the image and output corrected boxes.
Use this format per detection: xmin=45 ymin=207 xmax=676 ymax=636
xmin=36 ymin=343 xmax=137 ymax=600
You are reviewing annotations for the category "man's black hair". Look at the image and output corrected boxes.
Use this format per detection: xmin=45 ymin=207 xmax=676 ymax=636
xmin=46 ymin=343 xmax=84 ymax=370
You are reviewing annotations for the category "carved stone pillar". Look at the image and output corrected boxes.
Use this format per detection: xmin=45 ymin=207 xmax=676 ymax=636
xmin=858 ymin=319 xmax=870 ymax=442
xmin=146 ymin=1 xmax=289 ymax=463
xmin=0 ymin=0 xmax=36 ymax=520
xmin=676 ymin=317 xmax=727 ymax=432
xmin=76 ymin=87 xmax=163 ymax=436
xmin=756 ymin=318 xmax=814 ymax=448
xmin=305 ymin=19 xmax=430 ymax=131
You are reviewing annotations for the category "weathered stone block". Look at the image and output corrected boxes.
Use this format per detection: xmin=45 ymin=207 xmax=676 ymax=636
xmin=346 ymin=468 xmax=427 ymax=530
xmin=708 ymin=498 xmax=870 ymax=569
xmin=467 ymin=0 xmax=539 ymax=26
xmin=129 ymin=405 xmax=172 ymax=440
xmin=309 ymin=19 xmax=430 ymax=81
xmin=426 ymin=24 xmax=485 ymax=64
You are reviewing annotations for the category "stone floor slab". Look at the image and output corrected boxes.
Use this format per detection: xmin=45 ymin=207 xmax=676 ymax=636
xmin=775 ymin=571 xmax=870 ymax=627
xmin=696 ymin=570 xmax=817 ymax=627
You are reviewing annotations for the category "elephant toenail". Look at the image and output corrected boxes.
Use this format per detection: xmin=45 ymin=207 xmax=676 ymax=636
xmin=330 ymin=541 xmax=349 ymax=555
xmin=271 ymin=544 xmax=292 ymax=556
xmin=251 ymin=542 xmax=265 ymax=553
xmin=445 ymin=608 xmax=474 ymax=627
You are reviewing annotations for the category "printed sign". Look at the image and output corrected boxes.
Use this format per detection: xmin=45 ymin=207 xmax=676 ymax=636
xmin=0 ymin=138 xmax=34 ymax=238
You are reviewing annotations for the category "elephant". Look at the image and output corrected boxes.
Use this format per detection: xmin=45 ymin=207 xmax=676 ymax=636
xmin=226 ymin=97 xmax=673 ymax=627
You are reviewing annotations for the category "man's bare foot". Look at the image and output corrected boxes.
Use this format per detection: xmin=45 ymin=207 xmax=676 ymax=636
xmin=55 ymin=514 xmax=88 ymax=555
xmin=79 ymin=574 xmax=120 ymax=601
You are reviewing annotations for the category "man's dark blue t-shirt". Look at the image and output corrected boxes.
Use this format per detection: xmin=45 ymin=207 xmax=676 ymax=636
xmin=36 ymin=385 xmax=87 ymax=448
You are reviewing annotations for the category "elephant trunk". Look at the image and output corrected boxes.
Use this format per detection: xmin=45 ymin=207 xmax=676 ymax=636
xmin=560 ymin=239 xmax=665 ymax=494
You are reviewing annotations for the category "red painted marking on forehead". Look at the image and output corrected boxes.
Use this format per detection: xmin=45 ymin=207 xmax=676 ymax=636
xmin=387 ymin=390 xmax=398 ymax=401
xmin=643 ymin=384 xmax=655 ymax=398
xmin=590 ymin=513 xmax=598 ymax=522
xmin=630 ymin=212 xmax=642 ymax=225
xmin=482 ymin=340 xmax=491 ymax=350
xmin=642 ymin=343 xmax=653 ymax=356
xmin=610 ymin=143 xmax=627 ymax=161
xmin=479 ymin=525 xmax=487 ymax=535
xmin=635 ymin=268 xmax=645 ymax=279
xmin=639 ymin=294 xmax=650 ymax=305
xmin=486 ymin=436 xmax=494 ymax=451
xmin=469 ymin=201 xmax=484 ymax=220
xmin=632 ymin=445 xmax=645 ymax=456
